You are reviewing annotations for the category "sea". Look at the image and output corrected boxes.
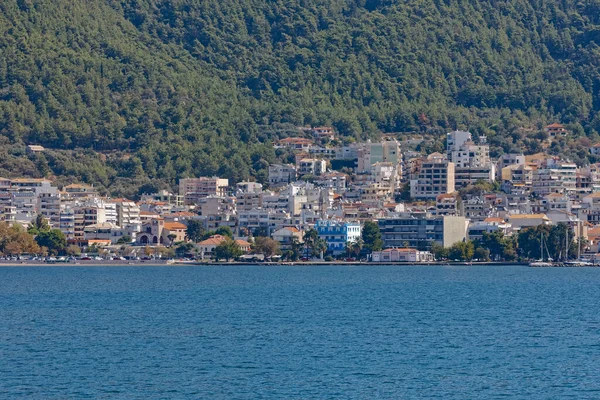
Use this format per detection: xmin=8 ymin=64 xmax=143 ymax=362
xmin=1 ymin=264 xmax=600 ymax=399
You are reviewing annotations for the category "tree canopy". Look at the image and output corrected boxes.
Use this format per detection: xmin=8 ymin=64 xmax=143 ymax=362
xmin=2 ymin=0 xmax=600 ymax=195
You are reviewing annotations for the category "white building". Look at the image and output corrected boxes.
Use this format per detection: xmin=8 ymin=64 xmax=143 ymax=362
xmin=268 ymin=164 xmax=297 ymax=186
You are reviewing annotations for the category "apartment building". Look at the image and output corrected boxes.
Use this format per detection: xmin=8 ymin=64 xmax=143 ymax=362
xmin=179 ymin=177 xmax=229 ymax=205
xmin=410 ymin=153 xmax=455 ymax=199
xmin=378 ymin=213 xmax=467 ymax=250
xmin=315 ymin=219 xmax=361 ymax=255
xmin=268 ymin=164 xmax=297 ymax=186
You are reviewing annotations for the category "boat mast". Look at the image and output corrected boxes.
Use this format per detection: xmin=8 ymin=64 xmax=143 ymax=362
xmin=577 ymin=220 xmax=581 ymax=260
xmin=540 ymin=232 xmax=544 ymax=261
xmin=565 ymin=225 xmax=569 ymax=261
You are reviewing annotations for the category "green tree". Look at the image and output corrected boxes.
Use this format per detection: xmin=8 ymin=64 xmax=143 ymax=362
xmin=430 ymin=242 xmax=449 ymax=261
xmin=351 ymin=238 xmax=364 ymax=258
xmin=474 ymin=247 xmax=490 ymax=261
xmin=448 ymin=241 xmax=475 ymax=261
xmin=186 ymin=220 xmax=205 ymax=243
xmin=116 ymin=235 xmax=132 ymax=244
xmin=167 ymin=234 xmax=177 ymax=246
xmin=362 ymin=221 xmax=383 ymax=253
xmin=215 ymin=226 xmax=233 ymax=239
xmin=285 ymin=236 xmax=302 ymax=261
xmin=214 ymin=238 xmax=242 ymax=261
xmin=28 ymin=214 xmax=50 ymax=235
xmin=303 ymin=228 xmax=319 ymax=259
xmin=252 ymin=237 xmax=281 ymax=259
xmin=35 ymin=229 xmax=67 ymax=256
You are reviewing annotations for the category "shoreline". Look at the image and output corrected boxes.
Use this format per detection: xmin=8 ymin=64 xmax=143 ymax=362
xmin=0 ymin=260 xmax=533 ymax=267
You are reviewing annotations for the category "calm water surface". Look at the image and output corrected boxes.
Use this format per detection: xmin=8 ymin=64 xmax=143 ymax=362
xmin=1 ymin=265 xmax=600 ymax=399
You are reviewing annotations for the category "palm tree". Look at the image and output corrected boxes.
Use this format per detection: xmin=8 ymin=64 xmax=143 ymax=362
xmin=351 ymin=238 xmax=364 ymax=258
xmin=303 ymin=228 xmax=319 ymax=259
xmin=167 ymin=234 xmax=177 ymax=247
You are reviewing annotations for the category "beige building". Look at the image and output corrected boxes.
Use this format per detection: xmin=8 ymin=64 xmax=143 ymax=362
xmin=179 ymin=177 xmax=229 ymax=205
xmin=508 ymin=214 xmax=551 ymax=230
xmin=410 ymin=153 xmax=455 ymax=199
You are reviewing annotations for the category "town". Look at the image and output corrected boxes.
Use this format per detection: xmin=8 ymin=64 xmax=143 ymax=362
xmin=1 ymin=124 xmax=599 ymax=264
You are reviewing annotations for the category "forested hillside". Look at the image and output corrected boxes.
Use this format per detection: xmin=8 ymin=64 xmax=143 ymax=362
xmin=1 ymin=0 xmax=600 ymax=196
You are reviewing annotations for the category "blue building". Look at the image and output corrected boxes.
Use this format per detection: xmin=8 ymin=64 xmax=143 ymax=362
xmin=315 ymin=220 xmax=362 ymax=255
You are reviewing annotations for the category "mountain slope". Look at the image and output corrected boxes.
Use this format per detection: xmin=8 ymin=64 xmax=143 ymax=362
xmin=1 ymin=0 xmax=600 ymax=195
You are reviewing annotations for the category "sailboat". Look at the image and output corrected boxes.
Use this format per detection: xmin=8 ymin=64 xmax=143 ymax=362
xmin=529 ymin=231 xmax=553 ymax=267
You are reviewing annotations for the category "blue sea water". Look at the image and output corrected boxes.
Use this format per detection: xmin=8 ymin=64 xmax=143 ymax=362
xmin=1 ymin=265 xmax=600 ymax=399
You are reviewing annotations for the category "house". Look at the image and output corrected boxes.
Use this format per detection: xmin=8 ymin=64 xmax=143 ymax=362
xmin=312 ymin=127 xmax=335 ymax=141
xmin=275 ymin=137 xmax=314 ymax=151
xmin=197 ymin=235 xmax=250 ymax=258
xmin=26 ymin=145 xmax=45 ymax=154
xmin=591 ymin=143 xmax=600 ymax=156
xmin=197 ymin=235 xmax=228 ymax=258
xmin=272 ymin=227 xmax=304 ymax=250
xmin=235 ymin=239 xmax=252 ymax=253
xmin=163 ymin=222 xmax=187 ymax=244
xmin=545 ymin=123 xmax=568 ymax=139
xmin=371 ymin=248 xmax=434 ymax=263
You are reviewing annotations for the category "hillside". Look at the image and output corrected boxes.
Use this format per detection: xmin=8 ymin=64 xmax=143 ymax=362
xmin=1 ymin=0 xmax=600 ymax=196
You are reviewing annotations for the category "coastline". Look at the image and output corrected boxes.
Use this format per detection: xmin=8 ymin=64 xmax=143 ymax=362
xmin=0 ymin=260 xmax=532 ymax=267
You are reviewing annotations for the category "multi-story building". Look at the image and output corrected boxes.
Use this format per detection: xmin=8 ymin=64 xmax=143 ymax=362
xmin=454 ymin=166 xmax=496 ymax=187
xmin=268 ymin=164 xmax=297 ymax=186
xmin=63 ymin=184 xmax=98 ymax=199
xmin=545 ymin=123 xmax=568 ymax=139
xmin=357 ymin=140 xmax=401 ymax=173
xmin=435 ymin=193 xmax=458 ymax=216
xmin=497 ymin=154 xmax=526 ymax=178
xmin=38 ymin=192 xmax=61 ymax=226
xmin=532 ymin=159 xmax=577 ymax=196
xmin=115 ymin=200 xmax=142 ymax=229
xmin=297 ymin=158 xmax=326 ymax=176
xmin=410 ymin=153 xmax=455 ymax=199
xmin=315 ymin=219 xmax=361 ymax=255
xmin=275 ymin=137 xmax=314 ymax=152
xmin=446 ymin=130 xmax=472 ymax=158
xmin=312 ymin=126 xmax=335 ymax=141
xmin=236 ymin=182 xmax=263 ymax=194
xmin=378 ymin=213 xmax=467 ymax=250
xmin=179 ymin=177 xmax=229 ymax=205
xmin=140 ymin=190 xmax=184 ymax=207
xmin=314 ymin=172 xmax=347 ymax=193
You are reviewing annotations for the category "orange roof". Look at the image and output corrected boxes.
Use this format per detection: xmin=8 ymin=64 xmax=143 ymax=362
xmin=283 ymin=227 xmax=300 ymax=233
xmin=164 ymin=222 xmax=187 ymax=230
xmin=546 ymin=123 xmax=565 ymax=128
xmin=235 ymin=239 xmax=251 ymax=247
xmin=170 ymin=212 xmax=196 ymax=217
xmin=198 ymin=235 xmax=227 ymax=246
xmin=87 ymin=239 xmax=111 ymax=245
xmin=278 ymin=137 xmax=313 ymax=144
xmin=587 ymin=227 xmax=600 ymax=237
xmin=484 ymin=217 xmax=505 ymax=223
